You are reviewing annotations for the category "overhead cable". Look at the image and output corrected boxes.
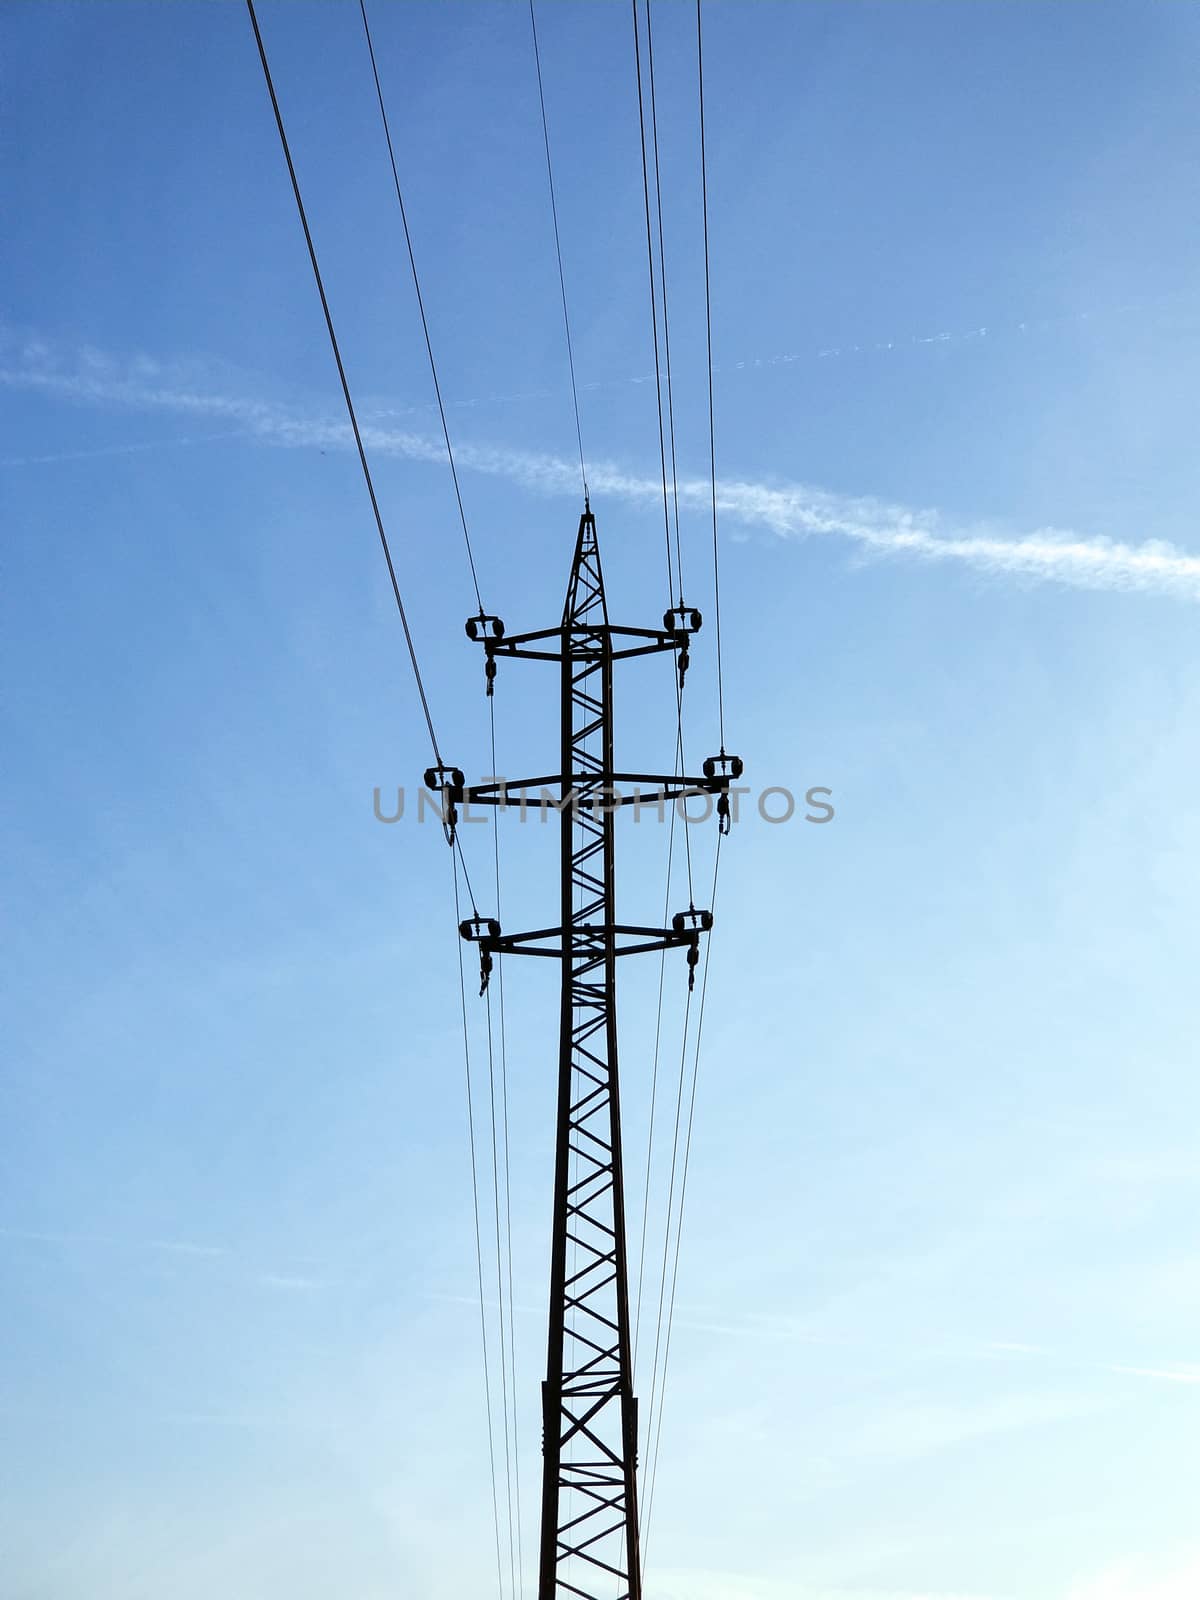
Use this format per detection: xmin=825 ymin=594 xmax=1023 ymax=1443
xmin=245 ymin=0 xmax=444 ymax=763
xmin=489 ymin=697 xmax=525 ymax=1598
xmin=484 ymin=979 xmax=518 ymax=1600
xmin=641 ymin=831 xmax=723 ymax=1562
xmin=696 ymin=0 xmax=726 ymax=751
xmin=633 ymin=725 xmax=681 ymax=1376
xmin=358 ymin=0 xmax=485 ymax=611
xmin=529 ymin=0 xmax=589 ymax=504
xmin=248 ymin=13 xmax=506 ymax=1589
xmin=632 ymin=1 xmax=695 ymax=1407
xmin=453 ymin=853 xmax=509 ymax=1600
xmin=631 ymin=0 xmax=677 ymax=608
xmin=645 ymin=0 xmax=685 ymax=602
xmin=355 ymin=14 xmax=521 ymax=1584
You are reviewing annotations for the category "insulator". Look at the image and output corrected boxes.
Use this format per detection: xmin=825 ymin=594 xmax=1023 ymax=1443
xmin=466 ymin=613 xmax=505 ymax=642
xmin=663 ymin=604 xmax=702 ymax=635
xmin=672 ymin=906 xmax=713 ymax=935
xmin=702 ymin=752 xmax=744 ymax=782
xmin=424 ymin=764 xmax=465 ymax=794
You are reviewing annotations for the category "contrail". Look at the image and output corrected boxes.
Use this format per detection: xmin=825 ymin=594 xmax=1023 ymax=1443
xmin=0 ymin=429 xmax=245 ymax=467
xmin=4 ymin=342 xmax=1199 ymax=601
xmin=3 ymin=290 xmax=1194 ymax=428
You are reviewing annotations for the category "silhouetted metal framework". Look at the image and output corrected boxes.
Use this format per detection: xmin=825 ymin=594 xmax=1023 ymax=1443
xmin=431 ymin=508 xmax=738 ymax=1600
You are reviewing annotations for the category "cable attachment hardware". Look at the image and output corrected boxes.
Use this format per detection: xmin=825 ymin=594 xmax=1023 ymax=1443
xmin=423 ymin=763 xmax=465 ymax=846
xmin=703 ymin=750 xmax=745 ymax=835
xmin=663 ymin=604 xmax=703 ymax=691
xmin=465 ymin=613 xmax=506 ymax=698
xmin=671 ymin=905 xmax=714 ymax=991
xmin=458 ymin=914 xmax=501 ymax=996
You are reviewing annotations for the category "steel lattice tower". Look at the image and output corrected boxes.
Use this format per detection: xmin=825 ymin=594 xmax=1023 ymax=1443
xmin=432 ymin=507 xmax=739 ymax=1599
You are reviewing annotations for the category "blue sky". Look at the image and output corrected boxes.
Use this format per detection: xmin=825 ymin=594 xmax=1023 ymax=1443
xmin=4 ymin=2 xmax=1200 ymax=1597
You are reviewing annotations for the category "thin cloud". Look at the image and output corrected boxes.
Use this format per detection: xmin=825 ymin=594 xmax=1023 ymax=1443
xmin=157 ymin=1410 xmax=295 ymax=1430
xmin=648 ymin=1310 xmax=1200 ymax=1393
xmin=0 ymin=1223 xmax=326 ymax=1279
xmin=1103 ymin=1363 xmax=1200 ymax=1386
xmin=0 ymin=429 xmax=245 ymax=468
xmin=4 ymin=338 xmax=1200 ymax=600
xmin=0 ymin=1224 xmax=226 ymax=1257
xmin=650 ymin=1574 xmax=1004 ymax=1600
xmin=1067 ymin=1550 xmax=1200 ymax=1600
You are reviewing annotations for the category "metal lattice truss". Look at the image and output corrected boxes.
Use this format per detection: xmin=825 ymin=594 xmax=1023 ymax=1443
xmin=448 ymin=510 xmax=731 ymax=1600
xmin=543 ymin=515 xmax=639 ymax=1597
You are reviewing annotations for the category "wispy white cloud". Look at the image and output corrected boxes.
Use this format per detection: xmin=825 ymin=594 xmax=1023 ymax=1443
xmin=649 ymin=1574 xmax=1003 ymax=1600
xmin=258 ymin=1273 xmax=326 ymax=1292
xmin=156 ymin=1410 xmax=297 ymax=1430
xmin=656 ymin=1308 xmax=1200 ymax=1395
xmin=0 ymin=429 xmax=245 ymax=467
xmin=4 ymin=335 xmax=1200 ymax=600
xmin=0 ymin=1223 xmax=330 ymax=1285
xmin=1067 ymin=1549 xmax=1200 ymax=1600
xmin=1103 ymin=1363 xmax=1200 ymax=1386
xmin=0 ymin=1224 xmax=226 ymax=1257
xmin=839 ymin=1391 xmax=1099 ymax=1466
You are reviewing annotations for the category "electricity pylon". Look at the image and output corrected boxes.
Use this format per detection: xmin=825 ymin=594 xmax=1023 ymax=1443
xmin=429 ymin=505 xmax=739 ymax=1599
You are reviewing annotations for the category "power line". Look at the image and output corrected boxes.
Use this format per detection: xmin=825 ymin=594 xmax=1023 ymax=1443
xmin=358 ymin=0 xmax=484 ymax=612
xmin=453 ymin=853 xmax=509 ymax=1600
xmin=356 ymin=15 xmax=520 ymax=1579
xmin=489 ymin=697 xmax=525 ymax=1599
xmin=484 ymin=982 xmax=518 ymax=1600
xmin=631 ymin=0 xmax=676 ymax=608
xmin=633 ymin=726 xmax=681 ymax=1375
xmin=245 ymin=0 xmax=443 ymax=764
xmin=696 ymin=0 xmax=726 ymax=753
xmin=641 ymin=830 xmax=723 ymax=1562
xmin=529 ymin=0 xmax=588 ymax=504
xmin=645 ymin=0 xmax=685 ymax=604
xmin=639 ymin=821 xmax=711 ymax=1534
xmin=631 ymin=2 xmax=696 ymax=1415
xmin=247 ymin=13 xmax=511 ymax=1587
xmin=639 ymin=975 xmax=691 ymax=1502
xmin=455 ymin=835 xmax=482 ymax=920
xmin=641 ymin=6 xmax=731 ymax=1561
xmin=632 ymin=1 xmax=703 ymax=1456
xmin=643 ymin=0 xmax=694 ymax=898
